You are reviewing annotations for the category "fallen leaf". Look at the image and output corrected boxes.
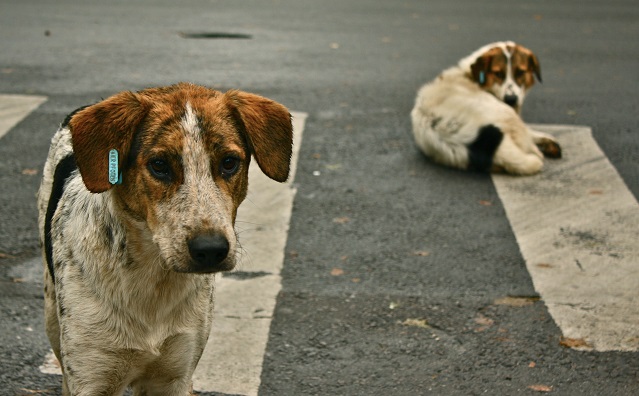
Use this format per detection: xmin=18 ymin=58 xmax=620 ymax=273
xmin=351 ymin=278 xmax=361 ymax=283
xmin=474 ymin=314 xmax=494 ymax=327
xmin=330 ymin=42 xmax=340 ymax=49
xmin=479 ymin=200 xmax=492 ymax=206
xmin=389 ymin=302 xmax=399 ymax=310
xmin=528 ymin=361 xmax=536 ymax=368
xmin=22 ymin=168 xmax=38 ymax=176
xmin=330 ymin=268 xmax=344 ymax=276
xmin=413 ymin=250 xmax=430 ymax=257
xmin=401 ymin=318 xmax=430 ymax=329
xmin=559 ymin=336 xmax=592 ymax=349
xmin=340 ymin=255 xmax=348 ymax=261
xmin=333 ymin=217 xmax=350 ymax=224
xmin=528 ymin=384 xmax=552 ymax=392
xmin=494 ymin=296 xmax=539 ymax=307
xmin=536 ymin=263 xmax=553 ymax=269
xmin=589 ymin=189 xmax=604 ymax=195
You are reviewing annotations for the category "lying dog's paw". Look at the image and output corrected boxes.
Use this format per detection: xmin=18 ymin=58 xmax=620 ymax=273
xmin=537 ymin=139 xmax=562 ymax=159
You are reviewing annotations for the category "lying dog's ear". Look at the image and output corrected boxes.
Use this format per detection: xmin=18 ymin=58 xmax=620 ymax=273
xmin=470 ymin=47 xmax=504 ymax=87
xmin=225 ymin=90 xmax=293 ymax=183
xmin=529 ymin=53 xmax=542 ymax=83
xmin=513 ymin=45 xmax=542 ymax=84
xmin=68 ymin=91 xmax=149 ymax=193
xmin=470 ymin=53 xmax=492 ymax=87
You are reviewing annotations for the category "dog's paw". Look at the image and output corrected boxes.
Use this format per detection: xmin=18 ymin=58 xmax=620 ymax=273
xmin=537 ymin=139 xmax=562 ymax=159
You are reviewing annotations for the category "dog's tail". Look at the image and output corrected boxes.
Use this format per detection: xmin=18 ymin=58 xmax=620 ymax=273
xmin=467 ymin=124 xmax=503 ymax=172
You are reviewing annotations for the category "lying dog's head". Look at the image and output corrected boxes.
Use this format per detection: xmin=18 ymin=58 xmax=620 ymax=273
xmin=467 ymin=41 xmax=541 ymax=113
xmin=67 ymin=83 xmax=292 ymax=273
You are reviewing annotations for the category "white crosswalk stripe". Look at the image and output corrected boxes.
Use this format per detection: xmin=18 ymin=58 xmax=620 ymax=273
xmin=0 ymin=94 xmax=47 ymax=139
xmin=493 ymin=124 xmax=639 ymax=352
xmin=193 ymin=112 xmax=306 ymax=395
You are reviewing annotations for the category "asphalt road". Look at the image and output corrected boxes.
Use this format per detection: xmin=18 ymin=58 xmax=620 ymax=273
xmin=1 ymin=0 xmax=638 ymax=395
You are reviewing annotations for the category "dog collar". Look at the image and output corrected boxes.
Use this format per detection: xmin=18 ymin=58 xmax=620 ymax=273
xmin=108 ymin=149 xmax=123 ymax=185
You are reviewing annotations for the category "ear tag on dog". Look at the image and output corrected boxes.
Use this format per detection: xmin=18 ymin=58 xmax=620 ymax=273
xmin=108 ymin=149 xmax=123 ymax=185
xmin=479 ymin=71 xmax=486 ymax=85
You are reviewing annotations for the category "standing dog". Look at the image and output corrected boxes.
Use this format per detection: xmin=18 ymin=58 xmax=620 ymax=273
xmin=411 ymin=41 xmax=561 ymax=175
xmin=37 ymin=83 xmax=293 ymax=395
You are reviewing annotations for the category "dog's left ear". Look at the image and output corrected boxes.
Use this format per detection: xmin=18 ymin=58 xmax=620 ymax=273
xmin=514 ymin=45 xmax=542 ymax=84
xmin=68 ymin=91 xmax=150 ymax=193
xmin=529 ymin=53 xmax=542 ymax=83
xmin=225 ymin=91 xmax=293 ymax=183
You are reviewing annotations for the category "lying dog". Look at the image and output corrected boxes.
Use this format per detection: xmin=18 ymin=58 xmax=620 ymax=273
xmin=411 ymin=41 xmax=561 ymax=175
xmin=37 ymin=83 xmax=293 ymax=395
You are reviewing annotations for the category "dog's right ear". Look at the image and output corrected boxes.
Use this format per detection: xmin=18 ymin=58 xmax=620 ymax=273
xmin=68 ymin=91 xmax=149 ymax=193
xmin=470 ymin=53 xmax=493 ymax=87
xmin=470 ymin=47 xmax=504 ymax=87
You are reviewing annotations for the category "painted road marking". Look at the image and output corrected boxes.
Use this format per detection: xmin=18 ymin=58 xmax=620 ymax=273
xmin=0 ymin=94 xmax=47 ymax=139
xmin=493 ymin=124 xmax=639 ymax=352
xmin=192 ymin=112 xmax=306 ymax=395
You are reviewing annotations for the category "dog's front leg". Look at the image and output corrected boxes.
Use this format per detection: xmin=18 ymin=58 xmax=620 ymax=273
xmin=130 ymin=332 xmax=206 ymax=396
xmin=60 ymin=345 xmax=131 ymax=396
xmin=131 ymin=380 xmax=194 ymax=396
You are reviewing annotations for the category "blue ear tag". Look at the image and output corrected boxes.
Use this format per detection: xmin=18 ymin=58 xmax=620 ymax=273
xmin=479 ymin=71 xmax=486 ymax=85
xmin=108 ymin=149 xmax=123 ymax=185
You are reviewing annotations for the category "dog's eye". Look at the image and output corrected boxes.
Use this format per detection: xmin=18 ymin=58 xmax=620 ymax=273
xmin=495 ymin=71 xmax=506 ymax=80
xmin=148 ymin=159 xmax=171 ymax=180
xmin=220 ymin=156 xmax=240 ymax=178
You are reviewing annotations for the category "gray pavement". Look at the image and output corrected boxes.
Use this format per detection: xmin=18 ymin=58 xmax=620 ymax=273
xmin=1 ymin=0 xmax=638 ymax=395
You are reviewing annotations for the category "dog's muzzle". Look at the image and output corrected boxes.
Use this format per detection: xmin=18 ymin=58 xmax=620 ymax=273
xmin=187 ymin=234 xmax=232 ymax=273
xmin=504 ymin=94 xmax=519 ymax=109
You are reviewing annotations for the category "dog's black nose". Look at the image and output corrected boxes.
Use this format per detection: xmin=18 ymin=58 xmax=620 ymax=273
xmin=188 ymin=234 xmax=230 ymax=271
xmin=504 ymin=94 xmax=518 ymax=108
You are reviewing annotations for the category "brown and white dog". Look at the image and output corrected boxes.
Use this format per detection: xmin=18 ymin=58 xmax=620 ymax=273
xmin=411 ymin=41 xmax=561 ymax=175
xmin=37 ymin=83 xmax=293 ymax=395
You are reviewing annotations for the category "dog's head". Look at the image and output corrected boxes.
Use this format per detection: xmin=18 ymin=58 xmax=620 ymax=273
xmin=468 ymin=41 xmax=541 ymax=113
xmin=67 ymin=83 xmax=293 ymax=273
